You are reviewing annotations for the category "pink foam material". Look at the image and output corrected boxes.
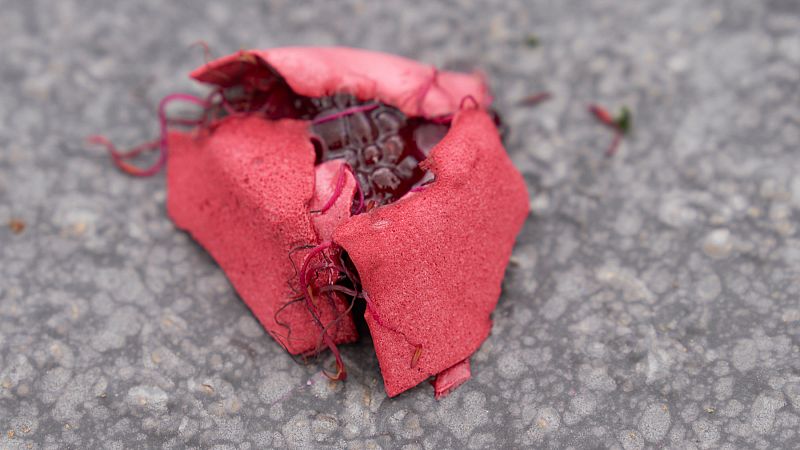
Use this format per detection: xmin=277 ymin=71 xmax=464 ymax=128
xmin=333 ymin=109 xmax=529 ymax=397
xmin=191 ymin=47 xmax=490 ymax=118
xmin=433 ymin=358 xmax=471 ymax=400
xmin=166 ymin=116 xmax=358 ymax=355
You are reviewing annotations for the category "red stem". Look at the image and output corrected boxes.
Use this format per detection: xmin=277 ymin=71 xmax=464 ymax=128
xmin=588 ymin=104 xmax=617 ymax=129
xmin=606 ymin=131 xmax=623 ymax=157
xmin=343 ymin=164 xmax=365 ymax=215
xmin=588 ymin=103 xmax=625 ymax=157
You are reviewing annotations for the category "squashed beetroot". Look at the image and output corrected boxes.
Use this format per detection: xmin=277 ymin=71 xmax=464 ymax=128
xmin=155 ymin=47 xmax=527 ymax=397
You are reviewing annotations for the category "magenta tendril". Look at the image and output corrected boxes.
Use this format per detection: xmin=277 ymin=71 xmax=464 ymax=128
xmin=299 ymin=241 xmax=333 ymax=286
xmin=297 ymin=241 xmax=347 ymax=380
xmin=89 ymin=93 xmax=208 ymax=177
xmin=146 ymin=94 xmax=209 ymax=177
xmin=342 ymin=164 xmax=365 ymax=214
xmin=588 ymin=103 xmax=630 ymax=157
xmin=319 ymin=284 xmax=363 ymax=298
xmin=312 ymin=164 xmax=347 ymax=214
xmin=459 ymin=95 xmax=480 ymax=110
xmin=312 ymin=103 xmax=380 ymax=125
xmin=189 ymin=40 xmax=214 ymax=65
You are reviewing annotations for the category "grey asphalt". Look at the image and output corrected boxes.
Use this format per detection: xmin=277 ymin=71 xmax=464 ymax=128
xmin=1 ymin=0 xmax=799 ymax=448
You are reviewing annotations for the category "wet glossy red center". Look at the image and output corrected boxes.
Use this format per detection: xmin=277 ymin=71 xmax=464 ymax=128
xmin=308 ymin=95 xmax=448 ymax=207
xmin=211 ymin=64 xmax=449 ymax=209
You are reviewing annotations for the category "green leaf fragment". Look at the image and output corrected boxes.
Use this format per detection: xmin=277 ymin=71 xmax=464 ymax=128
xmin=614 ymin=106 xmax=632 ymax=134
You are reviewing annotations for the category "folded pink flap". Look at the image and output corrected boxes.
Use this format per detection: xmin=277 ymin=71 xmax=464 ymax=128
xmin=333 ymin=110 xmax=529 ymax=396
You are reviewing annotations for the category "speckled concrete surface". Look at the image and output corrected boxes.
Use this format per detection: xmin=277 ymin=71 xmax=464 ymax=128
xmin=1 ymin=0 xmax=799 ymax=448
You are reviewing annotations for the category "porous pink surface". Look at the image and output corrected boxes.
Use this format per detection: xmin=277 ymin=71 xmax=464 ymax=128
xmin=166 ymin=116 xmax=357 ymax=355
xmin=333 ymin=109 xmax=529 ymax=396
xmin=192 ymin=47 xmax=490 ymax=118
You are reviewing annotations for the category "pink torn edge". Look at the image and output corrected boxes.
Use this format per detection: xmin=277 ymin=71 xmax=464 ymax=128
xmin=313 ymin=103 xmax=380 ymax=125
xmin=433 ymin=358 xmax=471 ymax=400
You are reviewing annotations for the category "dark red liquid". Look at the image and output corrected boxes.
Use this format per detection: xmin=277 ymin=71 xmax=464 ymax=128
xmin=211 ymin=65 xmax=449 ymax=209
xmin=308 ymin=95 xmax=448 ymax=207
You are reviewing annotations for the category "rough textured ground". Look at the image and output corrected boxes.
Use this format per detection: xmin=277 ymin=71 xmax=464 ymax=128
xmin=1 ymin=0 xmax=800 ymax=448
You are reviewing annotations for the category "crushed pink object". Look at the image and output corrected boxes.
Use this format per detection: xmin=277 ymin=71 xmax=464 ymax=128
xmin=433 ymin=359 xmax=472 ymax=400
xmin=165 ymin=47 xmax=528 ymax=397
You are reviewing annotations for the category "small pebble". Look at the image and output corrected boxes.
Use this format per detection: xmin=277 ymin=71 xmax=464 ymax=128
xmin=702 ymin=228 xmax=732 ymax=259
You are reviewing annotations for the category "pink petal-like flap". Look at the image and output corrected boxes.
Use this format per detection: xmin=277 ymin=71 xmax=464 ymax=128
xmin=333 ymin=109 xmax=529 ymax=396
